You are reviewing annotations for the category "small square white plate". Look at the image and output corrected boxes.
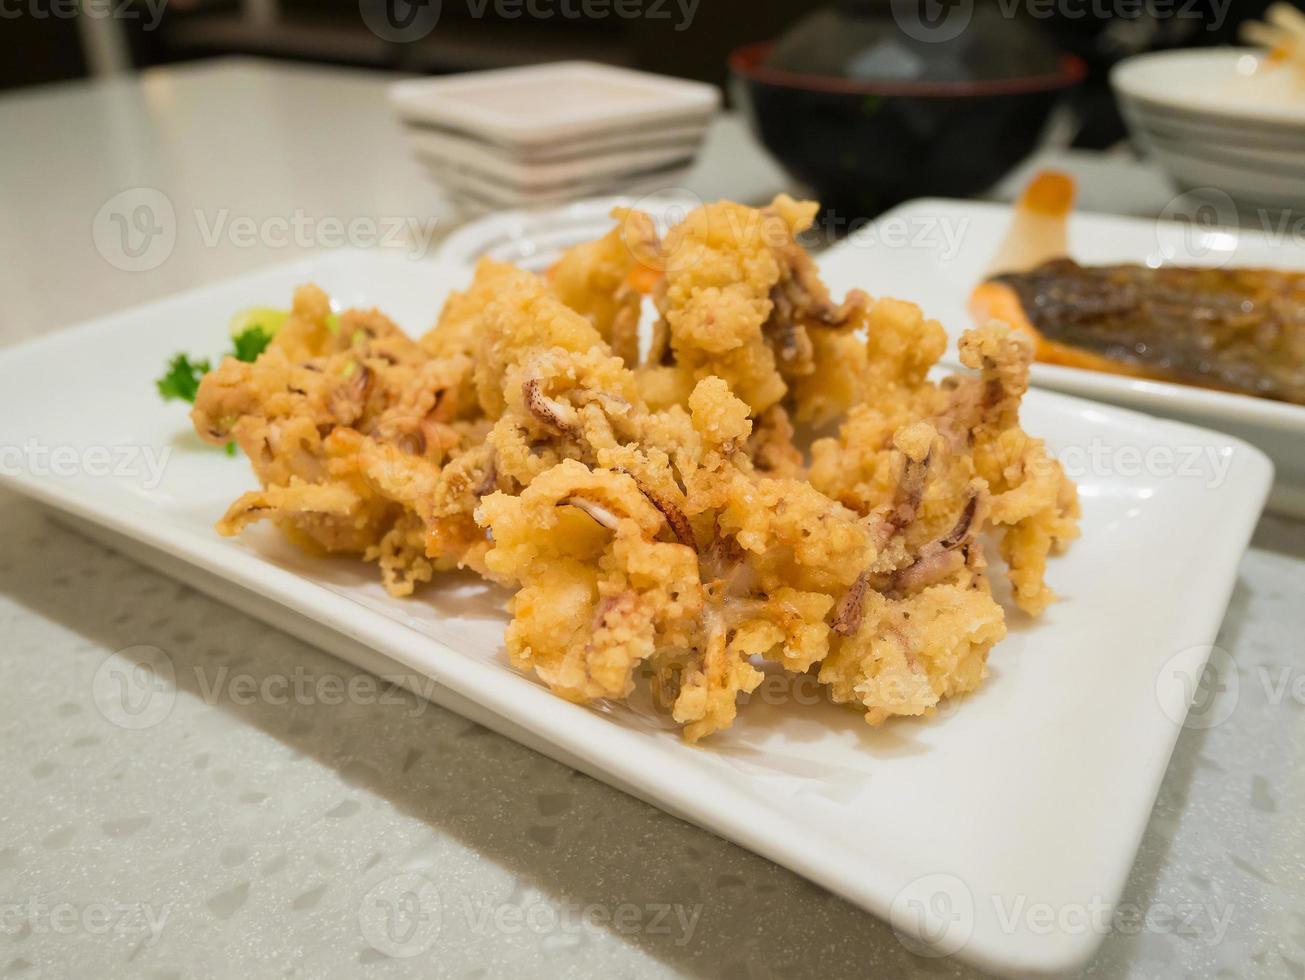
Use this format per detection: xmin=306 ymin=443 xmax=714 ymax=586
xmin=388 ymin=61 xmax=720 ymax=147
xmin=0 ymin=250 xmax=1270 ymax=976
xmin=407 ymin=119 xmax=710 ymax=165
xmin=405 ymin=126 xmax=702 ymax=190
xmin=429 ymin=163 xmax=695 ymax=213
xmin=817 ymin=198 xmax=1305 ymax=517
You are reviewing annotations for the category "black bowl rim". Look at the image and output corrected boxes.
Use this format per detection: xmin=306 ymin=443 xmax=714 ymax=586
xmin=729 ymin=40 xmax=1087 ymax=98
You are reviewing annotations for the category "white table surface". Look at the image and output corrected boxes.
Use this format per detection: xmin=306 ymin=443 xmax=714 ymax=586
xmin=2 ymin=57 xmax=1303 ymax=980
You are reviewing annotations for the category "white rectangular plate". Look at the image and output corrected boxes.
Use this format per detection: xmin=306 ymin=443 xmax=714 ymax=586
xmin=817 ymin=198 xmax=1305 ymax=517
xmin=388 ymin=62 xmax=719 ymax=147
xmin=0 ymin=249 xmax=1271 ymax=976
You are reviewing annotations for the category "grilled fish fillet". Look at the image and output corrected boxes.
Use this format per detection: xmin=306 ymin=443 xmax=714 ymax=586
xmin=972 ymin=258 xmax=1305 ymax=406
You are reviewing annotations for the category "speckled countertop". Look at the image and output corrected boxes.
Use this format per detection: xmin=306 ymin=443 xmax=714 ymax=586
xmin=2 ymin=60 xmax=1303 ymax=980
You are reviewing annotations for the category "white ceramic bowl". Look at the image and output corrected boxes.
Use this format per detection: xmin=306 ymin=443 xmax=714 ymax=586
xmin=1112 ymin=48 xmax=1305 ymax=210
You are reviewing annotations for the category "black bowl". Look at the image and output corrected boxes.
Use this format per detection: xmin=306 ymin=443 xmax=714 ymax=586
xmin=730 ymin=40 xmax=1085 ymax=221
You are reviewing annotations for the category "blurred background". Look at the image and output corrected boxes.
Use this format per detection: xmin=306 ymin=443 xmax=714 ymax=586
xmin=6 ymin=0 xmax=1305 ymax=226
xmin=4 ymin=0 xmax=1296 ymax=149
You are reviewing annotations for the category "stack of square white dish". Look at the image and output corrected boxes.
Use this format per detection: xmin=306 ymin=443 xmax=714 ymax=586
xmin=389 ymin=61 xmax=720 ymax=213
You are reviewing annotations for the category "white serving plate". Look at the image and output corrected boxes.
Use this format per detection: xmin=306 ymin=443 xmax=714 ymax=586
xmin=0 ymin=249 xmax=1271 ymax=977
xmin=817 ymin=198 xmax=1305 ymax=517
xmin=388 ymin=61 xmax=720 ymax=148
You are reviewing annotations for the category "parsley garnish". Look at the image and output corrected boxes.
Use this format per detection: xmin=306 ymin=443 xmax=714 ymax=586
xmin=231 ymin=325 xmax=273 ymax=363
xmin=155 ymin=353 xmax=211 ymax=403
xmin=156 ymin=311 xmax=283 ymax=403
xmin=155 ymin=306 xmax=292 ymax=457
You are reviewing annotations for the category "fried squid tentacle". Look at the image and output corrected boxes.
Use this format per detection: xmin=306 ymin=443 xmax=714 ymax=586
xmin=194 ymin=194 xmax=1079 ymax=740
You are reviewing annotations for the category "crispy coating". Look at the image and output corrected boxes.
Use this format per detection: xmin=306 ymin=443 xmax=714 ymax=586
xmin=194 ymin=196 xmax=1079 ymax=740
xmin=479 ymin=459 xmax=702 ymax=702
xmin=649 ymin=195 xmax=871 ymax=423
xmin=548 ymin=209 xmax=660 ymax=366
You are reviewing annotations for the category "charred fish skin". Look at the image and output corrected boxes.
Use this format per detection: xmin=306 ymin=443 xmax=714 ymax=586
xmin=981 ymin=258 xmax=1305 ymax=407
